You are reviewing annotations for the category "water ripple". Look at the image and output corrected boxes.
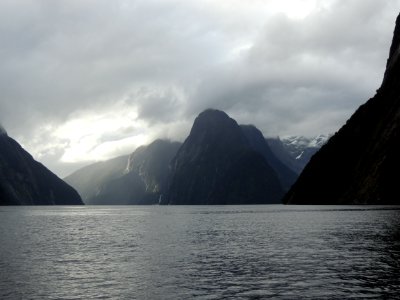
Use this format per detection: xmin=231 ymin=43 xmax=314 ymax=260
xmin=0 ymin=205 xmax=399 ymax=299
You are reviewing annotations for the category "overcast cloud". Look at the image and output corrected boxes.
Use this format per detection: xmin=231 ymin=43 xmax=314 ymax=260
xmin=0 ymin=0 xmax=399 ymax=176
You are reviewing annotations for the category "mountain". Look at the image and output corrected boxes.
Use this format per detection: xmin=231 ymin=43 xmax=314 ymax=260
xmin=64 ymin=155 xmax=129 ymax=202
xmin=266 ymin=137 xmax=300 ymax=174
xmin=66 ymin=139 xmax=181 ymax=204
xmin=164 ymin=109 xmax=284 ymax=204
xmin=266 ymin=135 xmax=330 ymax=174
xmin=240 ymin=125 xmax=298 ymax=190
xmin=284 ymin=13 xmax=400 ymax=204
xmin=0 ymin=130 xmax=82 ymax=205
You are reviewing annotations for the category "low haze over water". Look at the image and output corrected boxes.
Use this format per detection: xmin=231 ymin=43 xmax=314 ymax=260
xmin=1 ymin=205 xmax=399 ymax=299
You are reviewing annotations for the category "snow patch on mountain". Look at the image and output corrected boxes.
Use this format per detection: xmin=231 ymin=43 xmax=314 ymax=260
xmin=266 ymin=134 xmax=331 ymax=174
xmin=281 ymin=135 xmax=330 ymax=152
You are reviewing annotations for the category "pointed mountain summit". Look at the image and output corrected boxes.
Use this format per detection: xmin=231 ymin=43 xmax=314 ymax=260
xmin=0 ymin=131 xmax=82 ymax=205
xmin=284 ymin=13 xmax=400 ymax=204
xmin=165 ymin=109 xmax=284 ymax=204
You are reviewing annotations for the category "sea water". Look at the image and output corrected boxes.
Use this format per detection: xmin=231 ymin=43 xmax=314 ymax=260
xmin=0 ymin=205 xmax=399 ymax=299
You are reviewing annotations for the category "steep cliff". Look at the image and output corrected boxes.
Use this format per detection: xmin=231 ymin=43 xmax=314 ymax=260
xmin=0 ymin=131 xmax=82 ymax=205
xmin=284 ymin=14 xmax=400 ymax=204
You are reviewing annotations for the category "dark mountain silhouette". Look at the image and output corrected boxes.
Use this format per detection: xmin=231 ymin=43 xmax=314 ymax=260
xmin=164 ymin=109 xmax=284 ymax=204
xmin=240 ymin=125 xmax=297 ymax=190
xmin=66 ymin=139 xmax=181 ymax=204
xmin=284 ymin=13 xmax=400 ymax=204
xmin=0 ymin=130 xmax=82 ymax=205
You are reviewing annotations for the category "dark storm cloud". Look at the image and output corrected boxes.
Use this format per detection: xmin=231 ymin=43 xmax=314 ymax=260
xmin=0 ymin=0 xmax=399 ymax=176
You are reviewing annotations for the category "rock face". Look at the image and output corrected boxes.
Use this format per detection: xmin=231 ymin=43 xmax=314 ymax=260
xmin=164 ymin=109 xmax=284 ymax=204
xmin=284 ymin=14 xmax=400 ymax=204
xmin=266 ymin=135 xmax=330 ymax=174
xmin=240 ymin=125 xmax=298 ymax=190
xmin=66 ymin=139 xmax=181 ymax=205
xmin=126 ymin=139 xmax=182 ymax=196
xmin=0 ymin=131 xmax=83 ymax=205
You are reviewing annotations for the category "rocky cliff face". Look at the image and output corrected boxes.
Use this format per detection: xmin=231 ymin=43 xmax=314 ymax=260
xmin=126 ymin=139 xmax=182 ymax=196
xmin=284 ymin=13 xmax=400 ymax=204
xmin=0 ymin=132 xmax=82 ymax=205
xmin=165 ymin=109 xmax=284 ymax=204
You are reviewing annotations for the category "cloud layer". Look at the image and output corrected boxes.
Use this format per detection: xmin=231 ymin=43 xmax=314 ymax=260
xmin=0 ymin=0 xmax=399 ymax=176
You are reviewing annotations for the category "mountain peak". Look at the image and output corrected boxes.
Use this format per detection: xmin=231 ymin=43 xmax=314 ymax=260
xmin=191 ymin=109 xmax=234 ymax=131
xmin=198 ymin=108 xmax=229 ymax=118
xmin=166 ymin=110 xmax=284 ymax=204
xmin=187 ymin=109 xmax=248 ymax=148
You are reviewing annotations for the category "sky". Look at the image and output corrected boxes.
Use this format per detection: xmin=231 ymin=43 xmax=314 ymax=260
xmin=0 ymin=0 xmax=399 ymax=177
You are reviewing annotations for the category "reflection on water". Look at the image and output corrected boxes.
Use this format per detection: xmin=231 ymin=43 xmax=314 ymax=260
xmin=0 ymin=205 xmax=399 ymax=299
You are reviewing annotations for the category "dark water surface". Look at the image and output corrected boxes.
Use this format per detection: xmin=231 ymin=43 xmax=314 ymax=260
xmin=0 ymin=205 xmax=399 ymax=299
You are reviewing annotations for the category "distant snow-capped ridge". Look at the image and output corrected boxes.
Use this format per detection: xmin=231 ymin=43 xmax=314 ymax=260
xmin=265 ymin=134 xmax=331 ymax=175
xmin=281 ymin=134 xmax=331 ymax=149
xmin=280 ymin=134 xmax=331 ymax=164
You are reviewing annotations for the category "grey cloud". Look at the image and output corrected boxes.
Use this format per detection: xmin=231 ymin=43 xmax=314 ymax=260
xmin=185 ymin=0 xmax=399 ymax=136
xmin=0 ymin=0 xmax=399 ymax=176
xmin=0 ymin=0 xmax=226 ymax=137
xmin=97 ymin=127 xmax=140 ymax=145
xmin=125 ymin=86 xmax=186 ymax=124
